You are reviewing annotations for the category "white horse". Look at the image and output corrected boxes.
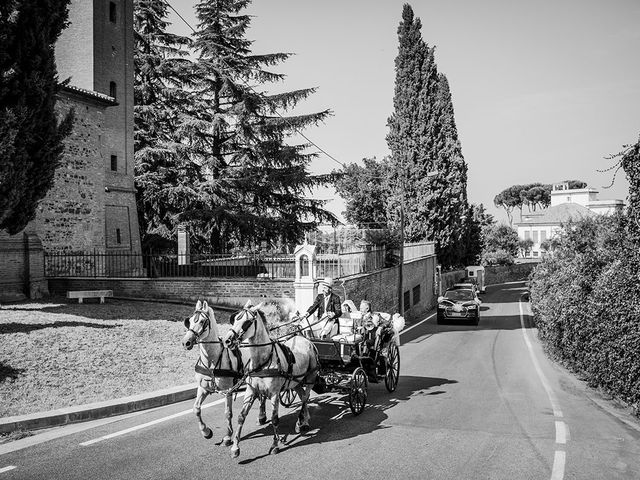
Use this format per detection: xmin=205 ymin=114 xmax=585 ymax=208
xmin=222 ymin=301 xmax=319 ymax=459
xmin=182 ymin=300 xmax=267 ymax=445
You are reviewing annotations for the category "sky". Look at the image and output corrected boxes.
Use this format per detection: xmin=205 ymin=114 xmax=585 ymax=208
xmin=167 ymin=0 xmax=640 ymax=225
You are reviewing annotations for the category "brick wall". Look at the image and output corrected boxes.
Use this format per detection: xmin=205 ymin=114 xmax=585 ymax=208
xmin=48 ymin=277 xmax=295 ymax=309
xmin=0 ymin=232 xmax=49 ymax=301
xmin=48 ymin=255 xmax=439 ymax=321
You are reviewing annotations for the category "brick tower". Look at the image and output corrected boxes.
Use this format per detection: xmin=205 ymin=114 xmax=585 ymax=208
xmin=36 ymin=0 xmax=141 ymax=253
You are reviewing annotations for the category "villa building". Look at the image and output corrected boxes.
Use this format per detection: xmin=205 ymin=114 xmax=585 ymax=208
xmin=515 ymin=183 xmax=625 ymax=258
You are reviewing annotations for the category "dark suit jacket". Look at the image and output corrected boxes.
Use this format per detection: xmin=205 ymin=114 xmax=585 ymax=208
xmin=306 ymin=292 xmax=342 ymax=320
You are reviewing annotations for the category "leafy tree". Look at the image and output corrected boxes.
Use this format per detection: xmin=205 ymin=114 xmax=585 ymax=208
xmin=494 ymin=184 xmax=526 ymax=226
xmin=133 ymin=0 xmax=195 ymax=252
xmin=332 ymin=157 xmax=390 ymax=229
xmin=0 ymin=0 xmax=74 ymax=234
xmin=518 ymin=238 xmax=534 ymax=257
xmin=461 ymin=203 xmax=494 ymax=265
xmin=481 ymin=223 xmax=519 ymax=265
xmin=520 ymin=183 xmax=550 ymax=212
xmin=564 ymin=179 xmax=587 ymax=189
xmin=176 ymin=0 xmax=336 ymax=252
xmin=495 ymin=180 xmax=588 ymax=225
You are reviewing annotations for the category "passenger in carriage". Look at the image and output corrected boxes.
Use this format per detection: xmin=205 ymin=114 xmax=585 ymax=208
xmin=301 ymin=277 xmax=342 ymax=339
xmin=359 ymin=300 xmax=394 ymax=356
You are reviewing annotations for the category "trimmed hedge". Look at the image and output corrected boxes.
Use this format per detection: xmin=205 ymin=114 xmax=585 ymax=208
xmin=529 ymin=214 xmax=640 ymax=414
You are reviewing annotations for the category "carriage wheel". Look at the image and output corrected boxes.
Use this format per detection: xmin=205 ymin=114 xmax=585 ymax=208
xmin=384 ymin=342 xmax=400 ymax=393
xmin=279 ymin=388 xmax=298 ymax=408
xmin=348 ymin=367 xmax=368 ymax=416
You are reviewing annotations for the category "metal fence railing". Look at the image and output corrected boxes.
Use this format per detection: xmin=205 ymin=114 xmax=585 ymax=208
xmin=316 ymin=246 xmax=386 ymax=279
xmin=44 ymin=242 xmax=422 ymax=280
xmin=44 ymin=251 xmax=296 ymax=279
xmin=403 ymin=241 xmax=435 ymax=262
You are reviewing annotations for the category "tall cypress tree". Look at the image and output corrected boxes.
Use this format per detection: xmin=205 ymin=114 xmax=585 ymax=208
xmin=387 ymin=4 xmax=471 ymax=267
xmin=179 ymin=0 xmax=335 ymax=252
xmin=0 ymin=0 xmax=74 ymax=234
xmin=386 ymin=4 xmax=427 ymax=238
xmin=424 ymin=73 xmax=469 ymax=266
xmin=133 ymin=0 xmax=196 ymax=251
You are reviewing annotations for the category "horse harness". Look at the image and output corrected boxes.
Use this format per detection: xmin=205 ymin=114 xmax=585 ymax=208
xmin=186 ymin=307 xmax=245 ymax=394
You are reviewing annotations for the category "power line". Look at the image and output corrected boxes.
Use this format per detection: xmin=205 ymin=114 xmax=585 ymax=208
xmin=165 ymin=2 xmax=345 ymax=169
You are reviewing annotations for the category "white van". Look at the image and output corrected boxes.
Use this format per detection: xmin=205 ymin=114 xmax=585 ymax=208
xmin=465 ymin=265 xmax=486 ymax=293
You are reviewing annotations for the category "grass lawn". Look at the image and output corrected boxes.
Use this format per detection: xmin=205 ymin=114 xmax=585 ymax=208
xmin=0 ymin=298 xmax=236 ymax=419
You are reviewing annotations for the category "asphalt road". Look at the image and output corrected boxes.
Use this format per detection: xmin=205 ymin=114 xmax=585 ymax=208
xmin=2 ymin=281 xmax=640 ymax=479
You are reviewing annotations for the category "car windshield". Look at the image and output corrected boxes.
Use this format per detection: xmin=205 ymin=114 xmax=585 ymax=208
xmin=444 ymin=290 xmax=475 ymax=301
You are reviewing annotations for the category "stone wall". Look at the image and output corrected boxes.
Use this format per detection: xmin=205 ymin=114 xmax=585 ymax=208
xmin=340 ymin=255 xmax=437 ymax=321
xmin=31 ymin=94 xmax=107 ymax=252
xmin=440 ymin=269 xmax=467 ymax=295
xmin=485 ymin=262 xmax=539 ymax=285
xmin=48 ymin=277 xmax=295 ymax=309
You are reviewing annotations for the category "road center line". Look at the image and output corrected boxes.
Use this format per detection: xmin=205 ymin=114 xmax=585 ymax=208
xmin=80 ymin=397 xmax=226 ymax=446
xmin=519 ymin=300 xmax=567 ymax=480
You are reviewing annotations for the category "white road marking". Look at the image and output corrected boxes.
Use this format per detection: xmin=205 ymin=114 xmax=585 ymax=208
xmin=0 ymin=466 xmax=16 ymax=474
xmin=520 ymin=300 xmax=567 ymax=480
xmin=551 ymin=451 xmax=566 ymax=480
xmin=80 ymin=397 xmax=226 ymax=446
xmin=555 ymin=421 xmax=567 ymax=444
xmin=400 ymin=312 xmax=436 ymax=335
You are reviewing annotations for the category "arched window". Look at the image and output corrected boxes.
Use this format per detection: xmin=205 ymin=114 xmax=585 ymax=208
xmin=299 ymin=254 xmax=309 ymax=277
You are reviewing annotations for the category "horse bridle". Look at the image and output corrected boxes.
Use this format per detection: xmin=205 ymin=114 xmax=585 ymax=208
xmin=184 ymin=308 xmax=211 ymax=341
xmin=227 ymin=308 xmax=258 ymax=345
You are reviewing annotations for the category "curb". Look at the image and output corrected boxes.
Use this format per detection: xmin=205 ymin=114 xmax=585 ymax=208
xmin=1 ymin=308 xmax=437 ymax=435
xmin=0 ymin=384 xmax=196 ymax=434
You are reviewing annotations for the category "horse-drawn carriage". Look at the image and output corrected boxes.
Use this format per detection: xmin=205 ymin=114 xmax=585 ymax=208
xmin=182 ymin=298 xmax=403 ymax=458
xmin=279 ymin=300 xmax=402 ymax=415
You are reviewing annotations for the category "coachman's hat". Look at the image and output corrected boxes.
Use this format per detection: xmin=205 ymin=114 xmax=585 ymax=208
xmin=318 ymin=277 xmax=334 ymax=288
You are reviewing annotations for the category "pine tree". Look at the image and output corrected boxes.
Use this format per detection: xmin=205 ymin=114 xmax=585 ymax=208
xmin=133 ymin=0 xmax=196 ymax=252
xmin=0 ymin=0 xmax=74 ymax=234
xmin=177 ymin=0 xmax=336 ymax=252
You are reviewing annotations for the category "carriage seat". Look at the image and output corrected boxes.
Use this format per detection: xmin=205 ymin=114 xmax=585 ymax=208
xmin=331 ymin=332 xmax=363 ymax=344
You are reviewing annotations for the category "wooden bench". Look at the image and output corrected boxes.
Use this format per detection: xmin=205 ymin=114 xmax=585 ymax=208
xmin=67 ymin=290 xmax=113 ymax=304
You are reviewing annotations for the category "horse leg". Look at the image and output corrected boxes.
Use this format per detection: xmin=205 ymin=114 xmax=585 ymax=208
xmin=193 ymin=386 xmax=213 ymax=439
xmin=268 ymin=392 xmax=281 ymax=455
xmin=222 ymin=392 xmax=233 ymax=446
xmin=294 ymin=384 xmax=312 ymax=434
xmin=257 ymin=395 xmax=268 ymax=425
xmin=231 ymin=388 xmax=257 ymax=459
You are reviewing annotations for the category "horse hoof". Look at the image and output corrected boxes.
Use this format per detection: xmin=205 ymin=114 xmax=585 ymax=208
xmin=257 ymin=417 xmax=268 ymax=425
xmin=223 ymin=437 xmax=232 ymax=447
xmin=202 ymin=428 xmax=213 ymax=440
xmin=231 ymin=448 xmax=240 ymax=459
xmin=269 ymin=446 xmax=280 ymax=455
xmin=299 ymin=424 xmax=310 ymax=434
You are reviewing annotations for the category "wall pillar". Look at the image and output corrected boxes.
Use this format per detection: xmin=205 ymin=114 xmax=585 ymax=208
xmin=293 ymin=242 xmax=317 ymax=315
xmin=23 ymin=232 xmax=49 ymax=299
xmin=177 ymin=225 xmax=190 ymax=265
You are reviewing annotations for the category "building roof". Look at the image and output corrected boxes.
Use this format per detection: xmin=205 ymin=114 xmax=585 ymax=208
xmin=59 ymin=84 xmax=118 ymax=106
xmin=516 ymin=202 xmax=596 ymax=226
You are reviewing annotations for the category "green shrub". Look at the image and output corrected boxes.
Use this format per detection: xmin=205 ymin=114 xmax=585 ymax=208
xmin=529 ymin=213 xmax=640 ymax=414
